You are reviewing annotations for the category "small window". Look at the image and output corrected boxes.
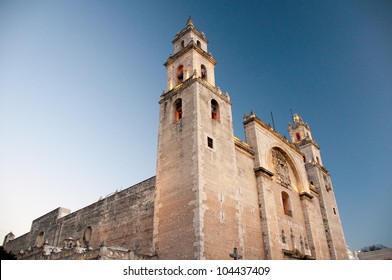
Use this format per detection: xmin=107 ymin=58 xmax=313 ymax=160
xmin=174 ymin=99 xmax=183 ymax=121
xmin=333 ymin=208 xmax=336 ymax=215
xmin=296 ymin=132 xmax=301 ymax=141
xmin=197 ymin=40 xmax=201 ymax=48
xmin=201 ymin=64 xmax=207 ymax=80
xmin=177 ymin=65 xmax=184 ymax=84
xmin=281 ymin=191 xmax=292 ymax=216
xmin=211 ymin=99 xmax=220 ymax=121
xmin=181 ymin=40 xmax=185 ymax=48
xmin=207 ymin=137 xmax=213 ymax=149
xmin=303 ymin=155 xmax=306 ymax=163
xmin=316 ymin=156 xmax=320 ymax=164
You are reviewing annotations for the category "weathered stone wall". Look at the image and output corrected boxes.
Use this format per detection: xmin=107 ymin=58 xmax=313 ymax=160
xmin=31 ymin=207 xmax=71 ymax=248
xmin=235 ymin=143 xmax=264 ymax=259
xmin=4 ymin=177 xmax=156 ymax=257
xmin=4 ymin=207 xmax=70 ymax=254
xmin=3 ymin=232 xmax=29 ymax=254
xmin=56 ymin=177 xmax=155 ymax=255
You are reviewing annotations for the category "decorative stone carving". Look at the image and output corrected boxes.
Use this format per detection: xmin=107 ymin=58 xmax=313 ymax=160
xmin=272 ymin=149 xmax=291 ymax=189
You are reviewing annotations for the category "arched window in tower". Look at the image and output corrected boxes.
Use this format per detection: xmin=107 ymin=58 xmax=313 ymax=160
xmin=296 ymin=132 xmax=301 ymax=141
xmin=316 ymin=156 xmax=320 ymax=164
xmin=174 ymin=98 xmax=183 ymax=121
xmin=197 ymin=40 xmax=201 ymax=48
xmin=181 ymin=40 xmax=185 ymax=48
xmin=211 ymin=99 xmax=220 ymax=122
xmin=281 ymin=191 xmax=292 ymax=216
xmin=177 ymin=65 xmax=184 ymax=84
xmin=201 ymin=64 xmax=207 ymax=80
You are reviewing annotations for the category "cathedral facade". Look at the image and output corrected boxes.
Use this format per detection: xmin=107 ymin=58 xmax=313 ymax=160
xmin=3 ymin=19 xmax=347 ymax=260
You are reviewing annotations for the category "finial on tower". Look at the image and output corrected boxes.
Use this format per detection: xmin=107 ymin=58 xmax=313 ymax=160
xmin=186 ymin=16 xmax=194 ymax=27
xmin=293 ymin=113 xmax=301 ymax=123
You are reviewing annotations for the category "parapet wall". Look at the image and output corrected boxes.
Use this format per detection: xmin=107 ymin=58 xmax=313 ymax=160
xmin=4 ymin=176 xmax=156 ymax=258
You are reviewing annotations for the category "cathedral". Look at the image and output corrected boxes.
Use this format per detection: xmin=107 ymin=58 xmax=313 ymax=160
xmin=3 ymin=18 xmax=348 ymax=260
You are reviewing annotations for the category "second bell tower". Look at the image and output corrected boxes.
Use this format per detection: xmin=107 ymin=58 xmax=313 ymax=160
xmin=154 ymin=18 xmax=241 ymax=259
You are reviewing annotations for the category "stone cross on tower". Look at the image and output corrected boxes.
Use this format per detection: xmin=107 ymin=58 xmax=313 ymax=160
xmin=229 ymin=247 xmax=242 ymax=260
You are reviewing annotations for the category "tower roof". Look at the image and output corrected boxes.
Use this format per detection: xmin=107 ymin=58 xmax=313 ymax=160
xmin=290 ymin=113 xmax=310 ymax=130
xmin=172 ymin=17 xmax=208 ymax=44
xmin=293 ymin=113 xmax=302 ymax=124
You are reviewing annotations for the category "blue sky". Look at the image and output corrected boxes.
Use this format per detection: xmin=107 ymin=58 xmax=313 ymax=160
xmin=0 ymin=0 xmax=391 ymax=251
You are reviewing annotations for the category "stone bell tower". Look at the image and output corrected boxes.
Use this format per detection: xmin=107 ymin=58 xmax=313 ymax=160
xmin=289 ymin=113 xmax=347 ymax=259
xmin=154 ymin=18 xmax=241 ymax=260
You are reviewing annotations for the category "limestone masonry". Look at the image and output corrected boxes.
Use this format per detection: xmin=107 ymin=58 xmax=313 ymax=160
xmin=3 ymin=18 xmax=348 ymax=260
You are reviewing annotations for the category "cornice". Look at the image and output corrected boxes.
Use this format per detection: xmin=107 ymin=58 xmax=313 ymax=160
xmin=288 ymin=122 xmax=310 ymax=131
xmin=295 ymin=137 xmax=320 ymax=150
xmin=299 ymin=191 xmax=314 ymax=201
xmin=172 ymin=25 xmax=208 ymax=44
xmin=234 ymin=137 xmax=255 ymax=157
xmin=164 ymin=41 xmax=217 ymax=67
xmin=305 ymin=161 xmax=330 ymax=175
xmin=254 ymin=166 xmax=274 ymax=178
xmin=159 ymin=75 xmax=230 ymax=104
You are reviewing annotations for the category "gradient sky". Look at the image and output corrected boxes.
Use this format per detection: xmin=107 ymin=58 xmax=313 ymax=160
xmin=0 ymin=0 xmax=391 ymax=251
